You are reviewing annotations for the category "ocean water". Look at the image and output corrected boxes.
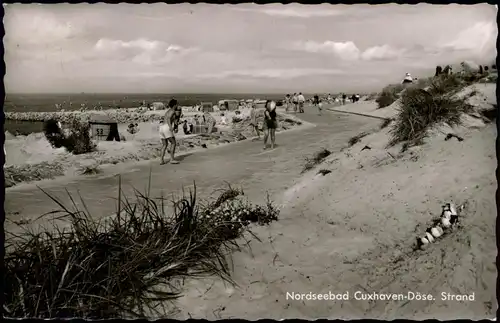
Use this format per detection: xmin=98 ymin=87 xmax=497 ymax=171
xmin=4 ymin=93 xmax=288 ymax=112
xmin=3 ymin=93 xmax=288 ymax=135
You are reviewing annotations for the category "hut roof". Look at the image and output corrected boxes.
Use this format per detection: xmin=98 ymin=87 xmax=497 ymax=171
xmin=89 ymin=113 xmax=115 ymax=123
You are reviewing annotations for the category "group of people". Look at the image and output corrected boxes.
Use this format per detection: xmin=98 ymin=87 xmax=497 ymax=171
xmin=284 ymin=93 xmax=306 ymax=113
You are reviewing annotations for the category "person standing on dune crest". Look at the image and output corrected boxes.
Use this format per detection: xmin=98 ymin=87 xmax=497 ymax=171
xmin=159 ymin=99 xmax=182 ymax=165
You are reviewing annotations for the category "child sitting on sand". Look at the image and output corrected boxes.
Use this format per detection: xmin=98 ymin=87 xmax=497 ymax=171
xmin=220 ymin=113 xmax=228 ymax=125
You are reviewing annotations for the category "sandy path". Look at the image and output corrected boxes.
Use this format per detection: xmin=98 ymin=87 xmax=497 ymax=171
xmin=5 ymin=109 xmax=379 ymax=233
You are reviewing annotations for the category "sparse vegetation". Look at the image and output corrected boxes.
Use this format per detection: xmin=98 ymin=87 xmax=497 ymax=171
xmin=79 ymin=164 xmax=101 ymax=175
xmin=380 ymin=118 xmax=392 ymax=130
xmin=5 ymin=162 xmax=66 ymax=188
xmin=302 ymin=148 xmax=332 ymax=173
xmin=5 ymin=180 xmax=280 ymax=319
xmin=317 ymin=169 xmax=332 ymax=176
xmin=388 ymin=75 xmax=474 ymax=146
xmin=348 ymin=132 xmax=369 ymax=147
xmin=376 ymin=84 xmax=406 ymax=109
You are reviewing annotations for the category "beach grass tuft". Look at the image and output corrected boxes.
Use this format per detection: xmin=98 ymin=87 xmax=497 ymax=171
xmin=389 ymin=74 xmax=474 ymax=146
xmin=5 ymin=178 xmax=280 ymax=319
xmin=302 ymin=148 xmax=332 ymax=173
xmin=379 ymin=118 xmax=392 ymax=130
xmin=348 ymin=132 xmax=369 ymax=147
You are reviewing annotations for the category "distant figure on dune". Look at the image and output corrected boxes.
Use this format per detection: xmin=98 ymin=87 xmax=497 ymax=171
xmin=159 ymin=99 xmax=182 ymax=165
xmin=435 ymin=65 xmax=443 ymax=77
xmin=342 ymin=93 xmax=347 ymax=105
xmin=263 ymin=100 xmax=278 ymax=150
xmin=402 ymin=72 xmax=414 ymax=84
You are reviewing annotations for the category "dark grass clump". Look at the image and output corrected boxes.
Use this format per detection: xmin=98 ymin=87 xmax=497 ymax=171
xmin=43 ymin=119 xmax=96 ymax=155
xmin=79 ymin=164 xmax=101 ymax=175
xmin=388 ymin=83 xmax=473 ymax=146
xmin=379 ymin=118 xmax=392 ymax=130
xmin=479 ymin=104 xmax=497 ymax=122
xmin=317 ymin=169 xmax=332 ymax=176
xmin=5 ymin=178 xmax=280 ymax=319
xmin=348 ymin=132 xmax=369 ymax=147
xmin=302 ymin=148 xmax=332 ymax=173
xmin=376 ymin=84 xmax=406 ymax=109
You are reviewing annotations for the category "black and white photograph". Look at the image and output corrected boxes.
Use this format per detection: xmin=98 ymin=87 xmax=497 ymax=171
xmin=3 ymin=3 xmax=498 ymax=320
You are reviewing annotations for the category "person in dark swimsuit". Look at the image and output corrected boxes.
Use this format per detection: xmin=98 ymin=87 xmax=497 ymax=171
xmin=313 ymin=94 xmax=322 ymax=115
xmin=263 ymin=100 xmax=278 ymax=150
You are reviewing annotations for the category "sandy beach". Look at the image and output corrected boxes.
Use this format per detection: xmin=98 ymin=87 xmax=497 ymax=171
xmin=4 ymin=107 xmax=305 ymax=187
xmin=161 ymin=82 xmax=497 ymax=320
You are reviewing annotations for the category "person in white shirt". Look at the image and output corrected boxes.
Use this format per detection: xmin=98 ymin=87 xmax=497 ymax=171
xmin=402 ymin=73 xmax=414 ymax=84
xmin=297 ymin=92 xmax=305 ymax=113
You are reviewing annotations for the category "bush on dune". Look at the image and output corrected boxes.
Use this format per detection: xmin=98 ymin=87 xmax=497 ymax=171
xmin=5 ymin=180 xmax=280 ymax=319
xmin=375 ymin=84 xmax=406 ymax=109
xmin=44 ymin=119 xmax=96 ymax=155
xmin=388 ymin=76 xmax=473 ymax=146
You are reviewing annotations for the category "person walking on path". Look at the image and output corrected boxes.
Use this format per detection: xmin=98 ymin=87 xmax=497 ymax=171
xmin=263 ymin=100 xmax=278 ymax=150
xmin=249 ymin=103 xmax=261 ymax=140
xmin=298 ymin=92 xmax=305 ymax=113
xmin=292 ymin=93 xmax=298 ymax=113
xmin=284 ymin=94 xmax=291 ymax=112
xmin=313 ymin=94 xmax=322 ymax=115
xmin=159 ymin=99 xmax=182 ymax=165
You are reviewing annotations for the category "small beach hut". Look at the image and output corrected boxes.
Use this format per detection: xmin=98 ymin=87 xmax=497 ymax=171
xmin=201 ymin=102 xmax=214 ymax=113
xmin=151 ymin=102 xmax=166 ymax=111
xmin=89 ymin=114 xmax=120 ymax=141
xmin=219 ymin=99 xmax=239 ymax=111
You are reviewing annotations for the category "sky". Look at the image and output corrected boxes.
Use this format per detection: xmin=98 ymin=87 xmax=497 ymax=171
xmin=3 ymin=3 xmax=498 ymax=94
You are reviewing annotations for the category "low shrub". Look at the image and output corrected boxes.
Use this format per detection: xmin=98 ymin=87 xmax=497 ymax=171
xmin=43 ymin=119 xmax=96 ymax=155
xmin=62 ymin=120 xmax=97 ymax=155
xmin=5 ymin=180 xmax=280 ymax=319
xmin=376 ymin=84 xmax=406 ymax=109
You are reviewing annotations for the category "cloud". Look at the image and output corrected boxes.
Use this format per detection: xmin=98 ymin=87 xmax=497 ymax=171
xmin=233 ymin=6 xmax=343 ymax=18
xmin=92 ymin=38 xmax=195 ymax=64
xmin=360 ymin=45 xmax=406 ymax=61
xmin=293 ymin=41 xmax=361 ymax=60
xmin=197 ymin=68 xmax=345 ymax=80
xmin=442 ymin=22 xmax=496 ymax=56
xmin=292 ymin=40 xmax=406 ymax=61
xmin=5 ymin=11 xmax=79 ymax=45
